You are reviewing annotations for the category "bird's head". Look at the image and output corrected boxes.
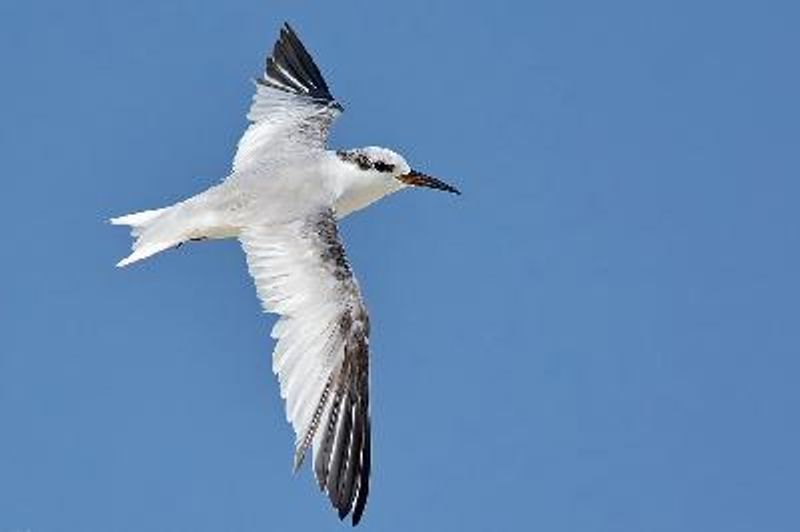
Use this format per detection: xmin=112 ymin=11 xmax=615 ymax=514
xmin=336 ymin=146 xmax=461 ymax=195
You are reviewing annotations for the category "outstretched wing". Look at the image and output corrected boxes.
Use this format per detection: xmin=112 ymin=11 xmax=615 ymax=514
xmin=232 ymin=23 xmax=343 ymax=173
xmin=239 ymin=210 xmax=370 ymax=524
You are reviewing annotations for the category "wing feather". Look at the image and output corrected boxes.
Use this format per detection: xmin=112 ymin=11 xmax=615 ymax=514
xmin=239 ymin=209 xmax=371 ymax=524
xmin=232 ymin=23 xmax=342 ymax=174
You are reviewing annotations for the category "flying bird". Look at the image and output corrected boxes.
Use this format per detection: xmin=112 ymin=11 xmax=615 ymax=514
xmin=111 ymin=23 xmax=459 ymax=525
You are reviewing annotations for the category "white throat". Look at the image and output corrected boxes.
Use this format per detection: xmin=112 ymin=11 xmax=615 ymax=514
xmin=328 ymin=152 xmax=404 ymax=218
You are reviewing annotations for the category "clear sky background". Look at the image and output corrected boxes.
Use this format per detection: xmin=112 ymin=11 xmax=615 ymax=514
xmin=1 ymin=1 xmax=798 ymax=531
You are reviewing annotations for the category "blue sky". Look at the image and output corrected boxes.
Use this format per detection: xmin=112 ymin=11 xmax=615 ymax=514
xmin=1 ymin=1 xmax=799 ymax=530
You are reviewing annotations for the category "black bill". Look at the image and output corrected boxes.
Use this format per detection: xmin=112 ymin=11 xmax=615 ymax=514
xmin=397 ymin=170 xmax=461 ymax=195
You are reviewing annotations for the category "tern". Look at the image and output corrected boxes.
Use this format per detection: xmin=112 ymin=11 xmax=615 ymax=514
xmin=111 ymin=23 xmax=459 ymax=525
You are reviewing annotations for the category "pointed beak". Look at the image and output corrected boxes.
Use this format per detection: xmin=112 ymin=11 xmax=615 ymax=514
xmin=397 ymin=170 xmax=461 ymax=195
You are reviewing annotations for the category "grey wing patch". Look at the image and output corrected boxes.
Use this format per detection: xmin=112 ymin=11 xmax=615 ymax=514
xmin=292 ymin=211 xmax=372 ymax=525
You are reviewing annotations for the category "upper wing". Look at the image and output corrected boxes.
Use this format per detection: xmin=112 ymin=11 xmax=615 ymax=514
xmin=239 ymin=210 xmax=370 ymax=524
xmin=232 ymin=23 xmax=343 ymax=173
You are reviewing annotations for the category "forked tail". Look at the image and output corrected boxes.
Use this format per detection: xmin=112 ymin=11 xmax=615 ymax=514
xmin=112 ymin=184 xmax=237 ymax=267
xmin=110 ymin=206 xmax=183 ymax=267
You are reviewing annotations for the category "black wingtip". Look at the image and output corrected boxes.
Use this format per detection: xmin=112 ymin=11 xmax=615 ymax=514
xmin=300 ymin=282 xmax=371 ymax=526
xmin=259 ymin=22 xmax=337 ymax=105
xmin=351 ymin=417 xmax=370 ymax=525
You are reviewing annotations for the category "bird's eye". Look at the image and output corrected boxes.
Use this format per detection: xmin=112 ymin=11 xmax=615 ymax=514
xmin=355 ymin=154 xmax=372 ymax=170
xmin=373 ymin=161 xmax=395 ymax=173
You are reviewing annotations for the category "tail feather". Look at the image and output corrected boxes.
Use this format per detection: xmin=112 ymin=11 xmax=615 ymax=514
xmin=111 ymin=187 xmax=234 ymax=267
xmin=110 ymin=207 xmax=169 ymax=234
xmin=110 ymin=206 xmax=180 ymax=267
xmin=114 ymin=241 xmax=178 ymax=268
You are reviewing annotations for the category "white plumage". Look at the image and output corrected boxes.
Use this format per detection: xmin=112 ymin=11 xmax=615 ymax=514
xmin=111 ymin=22 xmax=458 ymax=525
